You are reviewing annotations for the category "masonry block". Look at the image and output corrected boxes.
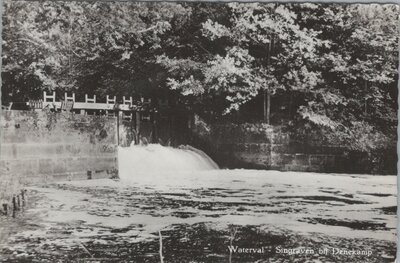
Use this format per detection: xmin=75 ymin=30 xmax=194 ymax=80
xmin=294 ymin=154 xmax=309 ymax=166
xmin=309 ymin=155 xmax=327 ymax=166
xmin=0 ymin=110 xmax=118 ymax=182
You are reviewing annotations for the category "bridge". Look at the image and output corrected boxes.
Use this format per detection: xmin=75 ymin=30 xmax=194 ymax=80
xmin=7 ymin=92 xmax=156 ymax=121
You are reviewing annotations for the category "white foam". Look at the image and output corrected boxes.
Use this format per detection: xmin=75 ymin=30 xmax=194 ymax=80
xmin=118 ymin=144 xmax=218 ymax=183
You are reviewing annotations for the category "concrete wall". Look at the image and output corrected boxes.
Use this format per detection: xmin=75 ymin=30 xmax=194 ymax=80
xmin=191 ymin=116 xmax=396 ymax=174
xmin=209 ymin=123 xmax=340 ymax=172
xmin=0 ymin=110 xmax=118 ymax=185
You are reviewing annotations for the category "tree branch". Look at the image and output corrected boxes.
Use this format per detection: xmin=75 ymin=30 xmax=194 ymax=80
xmin=138 ymin=25 xmax=158 ymax=34
xmin=16 ymin=38 xmax=42 ymax=47
xmin=195 ymin=42 xmax=212 ymax=55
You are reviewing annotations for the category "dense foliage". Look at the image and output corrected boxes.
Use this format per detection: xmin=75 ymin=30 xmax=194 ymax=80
xmin=2 ymin=1 xmax=399 ymax=151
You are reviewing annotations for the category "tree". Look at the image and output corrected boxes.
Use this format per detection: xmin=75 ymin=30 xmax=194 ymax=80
xmin=2 ymin=2 xmax=398 ymax=152
xmin=157 ymin=3 xmax=326 ymax=123
xmin=2 ymin=1 xmax=191 ymax=102
xmin=293 ymin=3 xmax=399 ymax=151
xmin=156 ymin=3 xmax=398 ymax=151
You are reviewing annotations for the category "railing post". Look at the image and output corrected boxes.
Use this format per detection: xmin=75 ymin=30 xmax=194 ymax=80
xmin=43 ymin=91 xmax=56 ymax=102
xmin=107 ymin=95 xmax=117 ymax=117
xmin=85 ymin=94 xmax=96 ymax=103
xmin=65 ymin=92 xmax=75 ymax=103
xmin=2 ymin=203 xmax=8 ymax=216
xmin=12 ymin=195 xmax=16 ymax=218
xmin=122 ymin=96 xmax=133 ymax=120
xmin=106 ymin=95 xmax=116 ymax=104
xmin=123 ymin=96 xmax=132 ymax=106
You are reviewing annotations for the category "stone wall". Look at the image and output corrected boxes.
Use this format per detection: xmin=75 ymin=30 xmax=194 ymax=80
xmin=191 ymin=116 xmax=396 ymax=174
xmin=208 ymin=123 xmax=341 ymax=172
xmin=0 ymin=110 xmax=118 ymax=185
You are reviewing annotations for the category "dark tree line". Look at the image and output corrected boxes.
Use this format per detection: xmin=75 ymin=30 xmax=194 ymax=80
xmin=2 ymin=1 xmax=399 ymax=152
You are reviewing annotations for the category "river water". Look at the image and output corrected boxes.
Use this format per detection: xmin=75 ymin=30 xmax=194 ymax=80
xmin=0 ymin=144 xmax=396 ymax=262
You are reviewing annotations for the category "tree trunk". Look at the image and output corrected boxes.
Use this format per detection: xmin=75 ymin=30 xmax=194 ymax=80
xmin=263 ymin=90 xmax=271 ymax=124
xmin=135 ymin=111 xmax=141 ymax=144
xmin=263 ymin=90 xmax=266 ymax=122
xmin=364 ymin=80 xmax=368 ymax=117
xmin=263 ymin=36 xmax=273 ymax=125
xmin=267 ymin=91 xmax=271 ymax=125
xmin=289 ymin=92 xmax=293 ymax=118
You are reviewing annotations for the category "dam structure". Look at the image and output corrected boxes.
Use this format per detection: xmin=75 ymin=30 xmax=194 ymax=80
xmin=1 ymin=90 xmax=396 ymax=189
xmin=1 ymin=89 xmax=396 ymax=211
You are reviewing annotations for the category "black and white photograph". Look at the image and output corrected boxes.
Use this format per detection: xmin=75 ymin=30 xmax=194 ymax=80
xmin=0 ymin=1 xmax=398 ymax=262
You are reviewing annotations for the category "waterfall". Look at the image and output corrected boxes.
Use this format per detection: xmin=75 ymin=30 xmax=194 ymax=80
xmin=118 ymin=144 xmax=218 ymax=181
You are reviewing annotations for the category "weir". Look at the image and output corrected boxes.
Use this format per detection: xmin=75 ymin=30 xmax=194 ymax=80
xmin=118 ymin=144 xmax=218 ymax=182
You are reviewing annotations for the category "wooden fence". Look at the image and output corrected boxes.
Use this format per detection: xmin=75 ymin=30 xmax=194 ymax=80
xmin=27 ymin=92 xmax=154 ymax=121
